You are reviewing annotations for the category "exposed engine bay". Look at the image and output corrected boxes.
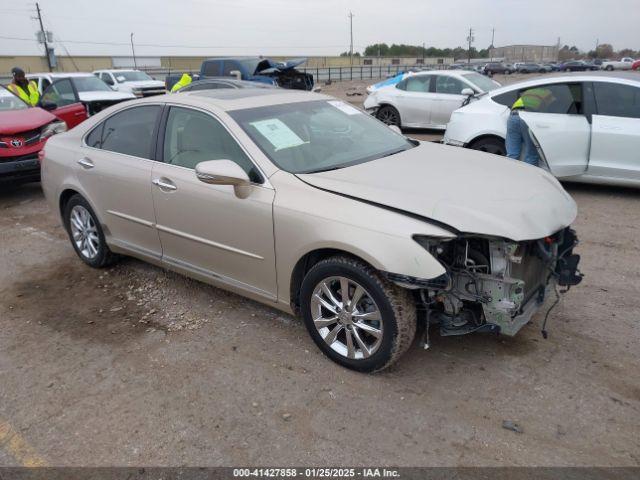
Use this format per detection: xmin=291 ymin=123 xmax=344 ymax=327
xmin=388 ymin=228 xmax=582 ymax=337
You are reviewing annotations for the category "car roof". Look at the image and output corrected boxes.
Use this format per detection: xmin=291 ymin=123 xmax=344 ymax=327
xmin=29 ymin=72 xmax=93 ymax=78
xmin=488 ymin=71 xmax=640 ymax=96
xmin=135 ymin=88 xmax=331 ymax=111
xmin=411 ymin=70 xmax=478 ymax=77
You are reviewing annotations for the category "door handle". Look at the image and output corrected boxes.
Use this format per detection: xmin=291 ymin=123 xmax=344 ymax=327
xmin=74 ymin=111 xmax=86 ymax=116
xmin=152 ymin=178 xmax=177 ymax=191
xmin=77 ymin=158 xmax=94 ymax=169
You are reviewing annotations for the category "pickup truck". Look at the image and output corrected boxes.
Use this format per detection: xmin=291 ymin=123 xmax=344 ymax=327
xmin=165 ymin=57 xmax=314 ymax=91
xmin=601 ymin=57 xmax=636 ymax=71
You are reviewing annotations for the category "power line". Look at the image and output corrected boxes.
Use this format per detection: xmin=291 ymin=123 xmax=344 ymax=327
xmin=0 ymin=35 xmax=358 ymax=50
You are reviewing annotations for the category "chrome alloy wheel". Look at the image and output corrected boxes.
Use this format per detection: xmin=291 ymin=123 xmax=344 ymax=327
xmin=311 ymin=276 xmax=383 ymax=360
xmin=69 ymin=205 xmax=100 ymax=260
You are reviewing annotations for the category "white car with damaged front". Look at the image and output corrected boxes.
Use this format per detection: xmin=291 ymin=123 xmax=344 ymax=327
xmin=444 ymin=73 xmax=640 ymax=187
xmin=364 ymin=70 xmax=501 ymax=129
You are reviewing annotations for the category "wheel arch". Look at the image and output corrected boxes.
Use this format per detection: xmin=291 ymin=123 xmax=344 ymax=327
xmin=289 ymin=248 xmax=379 ymax=315
xmin=466 ymin=133 xmax=506 ymax=150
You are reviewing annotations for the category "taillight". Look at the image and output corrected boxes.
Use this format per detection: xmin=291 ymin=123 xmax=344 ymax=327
xmin=37 ymin=148 xmax=45 ymax=164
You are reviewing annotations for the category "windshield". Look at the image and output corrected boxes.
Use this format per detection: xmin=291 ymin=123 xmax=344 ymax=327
xmin=0 ymin=87 xmax=29 ymax=111
xmin=72 ymin=76 xmax=113 ymax=92
xmin=230 ymin=100 xmax=414 ymax=174
xmin=115 ymin=71 xmax=152 ymax=83
xmin=461 ymin=72 xmax=500 ymax=92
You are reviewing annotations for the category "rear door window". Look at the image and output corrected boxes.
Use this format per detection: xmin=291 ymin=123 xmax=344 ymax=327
xmin=100 ymin=106 xmax=161 ymax=159
xmin=593 ymin=82 xmax=640 ymax=119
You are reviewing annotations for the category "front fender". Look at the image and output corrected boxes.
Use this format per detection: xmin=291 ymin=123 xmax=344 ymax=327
xmin=271 ymin=171 xmax=453 ymax=307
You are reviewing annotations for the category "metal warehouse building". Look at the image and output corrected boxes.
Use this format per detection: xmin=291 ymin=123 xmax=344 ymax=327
xmin=489 ymin=45 xmax=559 ymax=63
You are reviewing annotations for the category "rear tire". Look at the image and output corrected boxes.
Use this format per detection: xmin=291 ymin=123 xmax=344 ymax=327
xmin=469 ymin=137 xmax=506 ymax=156
xmin=63 ymin=194 xmax=118 ymax=268
xmin=300 ymin=256 xmax=416 ymax=372
xmin=605 ymin=65 xmax=614 ymax=71
xmin=376 ymin=105 xmax=401 ymax=128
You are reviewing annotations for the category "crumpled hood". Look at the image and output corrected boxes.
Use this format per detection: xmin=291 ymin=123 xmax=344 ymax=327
xmin=297 ymin=142 xmax=577 ymax=241
xmin=255 ymin=58 xmax=308 ymax=74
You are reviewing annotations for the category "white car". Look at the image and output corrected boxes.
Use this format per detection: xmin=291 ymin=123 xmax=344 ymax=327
xmin=363 ymin=70 xmax=501 ymax=130
xmin=28 ymin=72 xmax=135 ymax=116
xmin=443 ymin=73 xmax=640 ymax=187
xmin=601 ymin=58 xmax=635 ymax=71
xmin=92 ymin=69 xmax=166 ymax=97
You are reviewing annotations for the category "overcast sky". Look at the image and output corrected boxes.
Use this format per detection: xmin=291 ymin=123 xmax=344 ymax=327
xmin=1 ymin=0 xmax=638 ymax=58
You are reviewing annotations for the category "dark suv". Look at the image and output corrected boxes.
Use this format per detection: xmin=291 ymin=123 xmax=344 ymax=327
xmin=483 ymin=62 xmax=513 ymax=75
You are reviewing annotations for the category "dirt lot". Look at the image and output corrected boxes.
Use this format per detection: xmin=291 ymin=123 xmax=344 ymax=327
xmin=0 ymin=75 xmax=639 ymax=467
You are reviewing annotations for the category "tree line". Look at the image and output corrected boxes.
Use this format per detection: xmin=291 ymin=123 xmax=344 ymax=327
xmin=340 ymin=43 xmax=489 ymax=59
xmin=339 ymin=43 xmax=637 ymax=61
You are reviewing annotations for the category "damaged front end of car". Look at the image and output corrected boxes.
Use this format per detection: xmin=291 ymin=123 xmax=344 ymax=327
xmin=387 ymin=228 xmax=583 ymax=338
xmin=254 ymin=58 xmax=315 ymax=91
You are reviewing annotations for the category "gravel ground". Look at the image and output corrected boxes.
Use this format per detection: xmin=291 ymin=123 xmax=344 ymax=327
xmin=0 ymin=76 xmax=639 ymax=467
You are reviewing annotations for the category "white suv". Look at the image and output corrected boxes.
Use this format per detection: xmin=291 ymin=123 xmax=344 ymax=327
xmin=93 ymin=69 xmax=166 ymax=97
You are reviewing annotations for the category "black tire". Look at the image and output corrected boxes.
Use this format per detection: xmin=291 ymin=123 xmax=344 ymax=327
xmin=469 ymin=137 xmax=506 ymax=156
xmin=63 ymin=194 xmax=118 ymax=268
xmin=300 ymin=256 xmax=416 ymax=373
xmin=376 ymin=105 xmax=401 ymax=127
xmin=605 ymin=65 xmax=614 ymax=71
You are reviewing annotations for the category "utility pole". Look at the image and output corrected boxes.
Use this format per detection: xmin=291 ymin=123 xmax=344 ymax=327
xmin=130 ymin=33 xmax=137 ymax=69
xmin=490 ymin=27 xmax=495 ymax=61
xmin=348 ymin=11 xmax=355 ymax=66
xmin=466 ymin=27 xmax=474 ymax=64
xmin=35 ymin=3 xmax=52 ymax=72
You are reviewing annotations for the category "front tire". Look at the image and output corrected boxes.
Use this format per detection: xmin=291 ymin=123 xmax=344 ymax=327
xmin=376 ymin=105 xmax=401 ymax=127
xmin=300 ymin=256 xmax=416 ymax=372
xmin=63 ymin=194 xmax=117 ymax=268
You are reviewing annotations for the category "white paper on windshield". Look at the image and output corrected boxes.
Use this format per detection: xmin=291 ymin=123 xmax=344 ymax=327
xmin=116 ymin=76 xmax=126 ymax=82
xmin=250 ymin=118 xmax=306 ymax=151
xmin=328 ymin=100 xmax=361 ymax=115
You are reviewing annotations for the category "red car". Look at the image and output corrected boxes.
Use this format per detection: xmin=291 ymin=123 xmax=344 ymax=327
xmin=0 ymin=85 xmax=87 ymax=184
xmin=633 ymin=60 xmax=640 ymax=71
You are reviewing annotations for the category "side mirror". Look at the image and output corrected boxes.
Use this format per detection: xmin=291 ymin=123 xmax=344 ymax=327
xmin=40 ymin=101 xmax=57 ymax=111
xmin=461 ymin=88 xmax=475 ymax=97
xmin=387 ymin=124 xmax=402 ymax=135
xmin=195 ymin=160 xmax=251 ymax=198
xmin=229 ymin=70 xmax=242 ymax=80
